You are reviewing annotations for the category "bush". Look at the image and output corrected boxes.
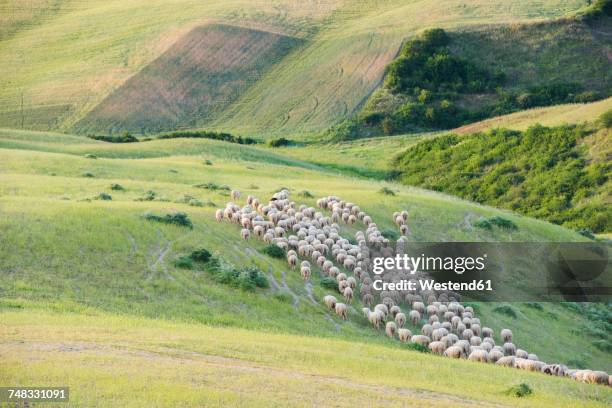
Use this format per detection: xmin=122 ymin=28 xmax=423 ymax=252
xmin=194 ymin=182 xmax=231 ymax=191
xmin=95 ymin=192 xmax=112 ymax=201
xmin=110 ymin=183 xmax=124 ymax=191
xmin=493 ymin=305 xmax=518 ymax=318
xmin=174 ymin=255 xmax=194 ymax=269
xmin=261 ymin=244 xmax=285 ymax=259
xmin=474 ymin=219 xmax=492 ymax=230
xmin=320 ymin=277 xmax=338 ymax=290
xmin=207 ymin=258 xmax=268 ymax=291
xmin=505 ymin=383 xmax=533 ymax=398
xmin=597 ymin=109 xmax=612 ymax=129
xmin=379 ymin=187 xmax=396 ymax=196
xmin=401 ymin=342 xmax=430 ymax=353
xmin=488 ymin=216 xmax=517 ymax=230
xmin=381 ymin=228 xmax=399 ymax=240
xmin=136 ymin=190 xmax=157 ymax=201
xmin=268 ymin=137 xmax=294 ymax=147
xmin=88 ymin=133 xmax=138 ymax=143
xmin=144 ymin=211 xmax=193 ymax=228
xmin=190 ymin=248 xmax=211 ymax=263
xmin=157 ymin=130 xmax=258 ymax=145
xmin=525 ymin=302 xmax=543 ymax=311
xmin=83 ymin=172 xmax=95 ymax=178
xmin=204 ymin=160 xmax=213 ymax=165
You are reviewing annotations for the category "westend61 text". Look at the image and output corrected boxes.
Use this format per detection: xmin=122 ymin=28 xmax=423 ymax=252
xmin=373 ymin=279 xmax=493 ymax=292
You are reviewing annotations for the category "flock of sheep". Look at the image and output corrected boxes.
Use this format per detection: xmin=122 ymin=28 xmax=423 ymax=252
xmin=215 ymin=189 xmax=610 ymax=387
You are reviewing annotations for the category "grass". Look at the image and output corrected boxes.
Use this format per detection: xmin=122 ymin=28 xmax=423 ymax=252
xmin=0 ymin=0 xmax=588 ymax=135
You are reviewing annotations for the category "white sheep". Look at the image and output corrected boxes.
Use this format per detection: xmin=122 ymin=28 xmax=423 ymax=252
xmin=385 ymin=321 xmax=397 ymax=338
xmin=335 ymin=303 xmax=348 ymax=320
xmin=395 ymin=312 xmax=406 ymax=328
xmin=398 ymin=328 xmax=412 ymax=342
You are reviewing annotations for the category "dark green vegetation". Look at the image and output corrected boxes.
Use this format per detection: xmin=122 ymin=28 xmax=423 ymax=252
xmin=88 ymin=133 xmax=139 ymax=143
xmin=157 ymin=130 xmax=259 ymax=145
xmin=144 ymin=211 xmax=193 ymax=229
xmin=394 ymin=123 xmax=611 ymax=233
xmin=474 ymin=216 xmax=518 ymax=231
xmin=261 ymin=244 xmax=285 ymax=259
xmin=326 ymin=17 xmax=611 ymax=140
xmin=505 ymin=383 xmax=534 ymax=398
xmin=206 ymin=257 xmax=269 ymax=291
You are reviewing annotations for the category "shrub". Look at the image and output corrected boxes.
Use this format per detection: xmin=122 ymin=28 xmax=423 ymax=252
xmin=320 ymin=277 xmax=338 ymax=290
xmin=474 ymin=219 xmax=492 ymax=230
xmin=144 ymin=212 xmax=193 ymax=229
xmin=110 ymin=183 xmax=124 ymax=191
xmin=95 ymin=192 xmax=112 ymax=201
xmin=592 ymin=340 xmax=611 ymax=352
xmin=268 ymin=137 xmax=294 ymax=147
xmin=525 ymin=302 xmax=543 ymax=311
xmin=190 ymin=248 xmax=211 ymax=263
xmin=488 ymin=216 xmax=517 ymax=230
xmin=83 ymin=172 xmax=95 ymax=178
xmin=88 ymin=133 xmax=138 ymax=143
xmin=597 ymin=109 xmax=612 ymax=129
xmin=136 ymin=190 xmax=157 ymax=201
xmin=194 ymin=182 xmax=231 ymax=191
xmin=379 ymin=187 xmax=396 ymax=196
xmin=493 ymin=305 xmax=518 ymax=318
xmin=85 ymin=154 xmax=97 ymax=159
xmin=578 ymin=228 xmax=595 ymax=239
xmin=505 ymin=383 xmax=533 ymax=398
xmin=381 ymin=228 xmax=399 ymax=240
xmin=401 ymin=342 xmax=430 ymax=353
xmin=207 ymin=258 xmax=268 ymax=291
xmin=204 ymin=160 xmax=213 ymax=165
xmin=157 ymin=130 xmax=258 ymax=145
xmin=174 ymin=255 xmax=194 ymax=269
xmin=261 ymin=244 xmax=285 ymax=259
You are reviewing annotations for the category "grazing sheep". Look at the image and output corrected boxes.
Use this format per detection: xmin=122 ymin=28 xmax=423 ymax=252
xmin=515 ymin=349 xmax=528 ymax=359
xmin=455 ymin=340 xmax=470 ymax=356
xmin=528 ymin=353 xmax=539 ymax=361
xmin=300 ymin=266 xmax=311 ymax=280
xmin=495 ymin=356 xmax=515 ymax=367
xmin=432 ymin=328 xmax=448 ymax=342
xmin=576 ymin=370 xmax=609 ymax=385
xmin=483 ymin=337 xmax=495 ymax=347
xmin=421 ymin=324 xmax=433 ymax=337
xmin=338 ymin=280 xmax=348 ymax=292
xmin=429 ymin=341 xmax=446 ymax=355
xmin=368 ymin=310 xmax=384 ymax=329
xmin=412 ymin=301 xmax=425 ymax=315
xmin=390 ymin=305 xmax=401 ymax=318
xmin=398 ymin=328 xmax=412 ymax=342
xmin=385 ymin=321 xmax=397 ymax=338
xmin=323 ymin=295 xmax=337 ymax=310
xmin=461 ymin=328 xmax=474 ymax=340
xmin=428 ymin=315 xmax=439 ymax=324
xmin=336 ymin=273 xmax=347 ymax=283
xmin=444 ymin=345 xmax=464 ymax=359
xmin=362 ymin=293 xmax=374 ymax=306
xmin=215 ymin=209 xmax=224 ymax=222
xmin=240 ymin=228 xmax=250 ymax=240
xmin=329 ymin=266 xmax=339 ymax=278
xmin=375 ymin=304 xmax=389 ymax=318
xmin=542 ymin=364 xmax=567 ymax=377
xmin=469 ymin=336 xmax=482 ymax=346
xmin=501 ymin=329 xmax=513 ymax=343
xmin=456 ymin=323 xmax=466 ymax=335
xmin=231 ymin=190 xmax=241 ymax=201
xmin=411 ymin=335 xmax=430 ymax=347
xmin=488 ymin=349 xmax=504 ymax=363
xmin=468 ymin=349 xmax=489 ymax=363
xmin=343 ymin=286 xmax=353 ymax=303
xmin=288 ymin=255 xmax=298 ymax=268
xmin=409 ymin=310 xmax=420 ymax=326
xmin=335 ymin=303 xmax=348 ymax=320
xmin=503 ymin=342 xmax=516 ymax=356
xmin=346 ymin=276 xmax=357 ymax=289
xmin=515 ymin=358 xmax=545 ymax=372
xmin=470 ymin=324 xmax=481 ymax=337
xmin=482 ymin=327 xmax=493 ymax=338
xmin=395 ymin=312 xmax=406 ymax=328
xmin=480 ymin=342 xmax=492 ymax=352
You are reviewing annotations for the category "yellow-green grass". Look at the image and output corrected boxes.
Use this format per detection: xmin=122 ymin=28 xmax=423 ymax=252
xmin=2 ymin=128 xmax=611 ymax=374
xmin=1 ymin=309 xmax=611 ymax=408
xmin=454 ymin=98 xmax=612 ymax=135
xmin=0 ymin=0 xmax=587 ymax=134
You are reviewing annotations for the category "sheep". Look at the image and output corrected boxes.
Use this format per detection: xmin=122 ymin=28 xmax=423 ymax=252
xmin=390 ymin=305 xmax=401 ymax=318
xmin=502 ymin=342 xmax=516 ymax=356
xmin=385 ymin=321 xmax=397 ymax=338
xmin=300 ymin=265 xmax=311 ymax=280
xmin=288 ymin=255 xmax=298 ymax=268
xmin=323 ymin=295 xmax=337 ymax=310
xmin=231 ymin=190 xmax=241 ymax=201
xmin=461 ymin=328 xmax=474 ymax=340
xmin=575 ymin=370 xmax=609 ymax=385
xmin=470 ymin=324 xmax=481 ymax=337
xmin=336 ymin=273 xmax=347 ymax=283
xmin=444 ymin=345 xmax=464 ymax=359
xmin=455 ymin=340 xmax=470 ymax=356
xmin=335 ymin=303 xmax=348 ymax=320
xmin=468 ymin=349 xmax=489 ymax=363
xmin=398 ymin=328 xmax=412 ymax=342
xmin=412 ymin=301 xmax=425 ymax=315
xmin=480 ymin=342 xmax=492 ymax=353
xmin=451 ymin=316 xmax=461 ymax=330
xmin=362 ymin=293 xmax=374 ymax=307
xmin=488 ymin=349 xmax=504 ymax=363
xmin=542 ymin=364 xmax=567 ymax=377
xmin=527 ymin=353 xmax=539 ymax=361
xmin=368 ymin=310 xmax=384 ymax=329
xmin=514 ymin=358 xmax=545 ymax=372
xmin=482 ymin=327 xmax=493 ymax=338
xmin=421 ymin=324 xmax=433 ymax=337
xmin=346 ymin=276 xmax=357 ymax=289
xmin=374 ymin=304 xmax=388 ymax=318
xmin=429 ymin=341 xmax=446 ymax=355
xmin=343 ymin=286 xmax=353 ymax=303
xmin=329 ymin=266 xmax=340 ymax=278
xmin=240 ymin=228 xmax=250 ymax=240
xmin=411 ymin=335 xmax=430 ymax=347
xmin=432 ymin=328 xmax=448 ymax=342
xmin=495 ymin=356 xmax=515 ymax=367
xmin=501 ymin=329 xmax=512 ymax=343
xmin=515 ymin=349 xmax=528 ymax=359
xmin=338 ymin=280 xmax=348 ymax=292
xmin=409 ymin=310 xmax=421 ymax=326
xmin=215 ymin=209 xmax=224 ymax=222
xmin=395 ymin=312 xmax=406 ymax=328
xmin=469 ymin=336 xmax=482 ymax=346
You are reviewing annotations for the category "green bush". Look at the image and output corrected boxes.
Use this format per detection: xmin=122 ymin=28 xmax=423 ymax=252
xmin=381 ymin=228 xmax=399 ymax=240
xmin=597 ymin=109 xmax=612 ymax=129
xmin=207 ymin=258 xmax=268 ymax=291
xmin=136 ymin=190 xmax=157 ymax=201
xmin=156 ymin=130 xmax=258 ymax=145
xmin=474 ymin=219 xmax=492 ymax=230
xmin=83 ymin=172 xmax=95 ymax=178
xmin=194 ymin=182 xmax=231 ymax=191
xmin=144 ymin=212 xmax=193 ymax=229
xmin=174 ymin=255 xmax=194 ymax=269
xmin=320 ymin=277 xmax=338 ymax=290
xmin=493 ymin=305 xmax=518 ymax=318
xmin=379 ymin=187 xmax=396 ymax=196
xmin=488 ymin=216 xmax=517 ymax=230
xmin=401 ymin=343 xmax=430 ymax=353
xmin=95 ymin=192 xmax=112 ymax=201
xmin=261 ymin=244 xmax=285 ymax=259
xmin=88 ymin=133 xmax=138 ymax=143
xmin=525 ymin=302 xmax=543 ymax=311
xmin=110 ymin=183 xmax=124 ymax=191
xmin=505 ymin=383 xmax=533 ymax=398
xmin=592 ymin=340 xmax=611 ymax=352
xmin=204 ymin=160 xmax=213 ymax=165
xmin=268 ymin=137 xmax=294 ymax=147
xmin=190 ymin=248 xmax=211 ymax=263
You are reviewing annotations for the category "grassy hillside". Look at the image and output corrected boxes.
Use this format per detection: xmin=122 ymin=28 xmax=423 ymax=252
xmin=0 ymin=0 xmax=588 ymax=135
xmin=2 ymin=309 xmax=611 ymax=407
xmin=73 ymin=24 xmax=303 ymax=135
xmin=394 ymin=120 xmax=611 ymax=233
xmin=1 ymin=128 xmax=611 ymax=376
xmin=327 ymin=17 xmax=611 ymax=140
